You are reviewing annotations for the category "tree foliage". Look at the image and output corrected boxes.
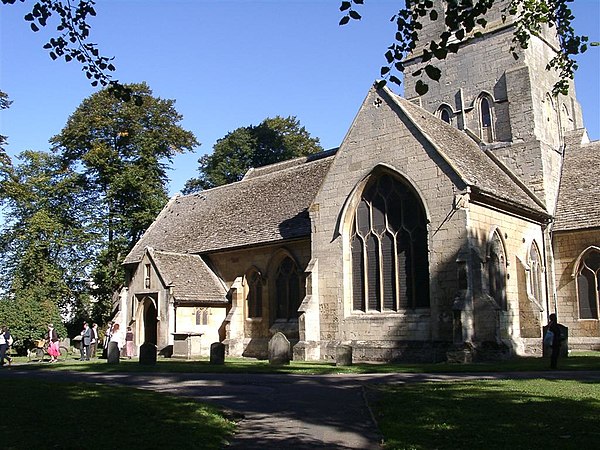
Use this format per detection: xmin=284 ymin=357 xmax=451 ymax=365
xmin=50 ymin=82 xmax=198 ymax=318
xmin=0 ymin=91 xmax=12 ymax=184
xmin=183 ymin=116 xmax=322 ymax=193
xmin=0 ymin=150 xmax=88 ymax=348
xmin=340 ymin=0 xmax=589 ymax=96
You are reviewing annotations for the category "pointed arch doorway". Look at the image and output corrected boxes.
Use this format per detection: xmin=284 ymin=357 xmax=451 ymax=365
xmin=136 ymin=294 xmax=158 ymax=346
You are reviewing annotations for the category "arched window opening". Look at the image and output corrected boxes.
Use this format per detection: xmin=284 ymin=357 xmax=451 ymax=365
xmin=351 ymin=174 xmax=429 ymax=312
xmin=479 ymin=96 xmax=493 ymax=142
xmin=528 ymin=242 xmax=544 ymax=304
xmin=577 ymin=249 xmax=600 ymax=319
xmin=246 ymin=270 xmax=263 ymax=318
xmin=195 ymin=307 xmax=208 ymax=326
xmin=275 ymin=256 xmax=302 ymax=320
xmin=488 ymin=230 xmax=507 ymax=310
xmin=437 ymin=106 xmax=453 ymax=125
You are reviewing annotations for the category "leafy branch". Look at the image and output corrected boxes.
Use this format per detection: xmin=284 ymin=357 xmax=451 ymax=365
xmin=2 ymin=0 xmax=138 ymax=102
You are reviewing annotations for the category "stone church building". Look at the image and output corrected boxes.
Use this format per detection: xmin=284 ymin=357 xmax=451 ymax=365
xmin=121 ymin=1 xmax=599 ymax=362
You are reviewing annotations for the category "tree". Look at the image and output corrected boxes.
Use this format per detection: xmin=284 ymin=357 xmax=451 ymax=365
xmin=0 ymin=150 xmax=86 ymax=349
xmin=0 ymin=91 xmax=12 ymax=186
xmin=340 ymin=0 xmax=590 ymax=96
xmin=50 ymin=82 xmax=198 ymax=318
xmin=183 ymin=116 xmax=322 ymax=193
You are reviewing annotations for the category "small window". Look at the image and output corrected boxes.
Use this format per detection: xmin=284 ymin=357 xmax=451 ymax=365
xmin=144 ymin=264 xmax=151 ymax=289
xmin=576 ymin=249 xmax=600 ymax=319
xmin=488 ymin=230 xmax=507 ymax=310
xmin=195 ymin=307 xmax=209 ymax=326
xmin=528 ymin=242 xmax=544 ymax=304
xmin=247 ymin=270 xmax=263 ymax=318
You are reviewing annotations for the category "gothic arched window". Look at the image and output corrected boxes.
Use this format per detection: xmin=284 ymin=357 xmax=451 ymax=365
xmin=351 ymin=174 xmax=429 ymax=312
xmin=528 ymin=241 xmax=544 ymax=304
xmin=576 ymin=249 xmax=600 ymax=319
xmin=246 ymin=270 xmax=263 ymax=319
xmin=488 ymin=230 xmax=507 ymax=310
xmin=275 ymin=256 xmax=302 ymax=320
xmin=479 ymin=96 xmax=493 ymax=142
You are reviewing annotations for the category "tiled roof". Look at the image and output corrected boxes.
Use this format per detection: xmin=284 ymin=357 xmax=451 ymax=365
xmin=124 ymin=153 xmax=334 ymax=264
xmin=553 ymin=139 xmax=600 ymax=231
xmin=150 ymin=249 xmax=227 ymax=304
xmin=382 ymin=87 xmax=548 ymax=217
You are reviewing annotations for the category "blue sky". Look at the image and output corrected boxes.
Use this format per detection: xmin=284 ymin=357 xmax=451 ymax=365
xmin=1 ymin=0 xmax=599 ymax=196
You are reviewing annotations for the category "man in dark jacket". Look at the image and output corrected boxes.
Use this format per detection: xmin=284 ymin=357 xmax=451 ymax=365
xmin=547 ymin=313 xmax=562 ymax=369
xmin=80 ymin=322 xmax=92 ymax=361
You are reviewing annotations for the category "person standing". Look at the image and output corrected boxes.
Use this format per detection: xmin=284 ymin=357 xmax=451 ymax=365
xmin=46 ymin=323 xmax=60 ymax=363
xmin=89 ymin=323 xmax=99 ymax=359
xmin=80 ymin=322 xmax=92 ymax=361
xmin=107 ymin=323 xmax=123 ymax=364
xmin=0 ymin=326 xmax=13 ymax=367
xmin=102 ymin=321 xmax=113 ymax=359
xmin=125 ymin=326 xmax=134 ymax=359
xmin=547 ymin=313 xmax=562 ymax=369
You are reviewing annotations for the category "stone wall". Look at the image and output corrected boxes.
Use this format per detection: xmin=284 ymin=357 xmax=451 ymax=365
xmin=311 ymin=87 xmax=468 ymax=362
xmin=553 ymin=229 xmax=600 ymax=350
xmin=208 ymin=240 xmax=311 ymax=358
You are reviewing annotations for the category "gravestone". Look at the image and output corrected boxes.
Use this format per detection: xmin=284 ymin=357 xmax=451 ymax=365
xmin=335 ymin=344 xmax=353 ymax=366
xmin=210 ymin=342 xmax=225 ymax=365
xmin=107 ymin=342 xmax=120 ymax=364
xmin=268 ymin=332 xmax=290 ymax=365
xmin=139 ymin=342 xmax=157 ymax=365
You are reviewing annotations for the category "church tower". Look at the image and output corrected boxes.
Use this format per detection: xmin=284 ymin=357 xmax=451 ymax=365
xmin=402 ymin=0 xmax=584 ymax=211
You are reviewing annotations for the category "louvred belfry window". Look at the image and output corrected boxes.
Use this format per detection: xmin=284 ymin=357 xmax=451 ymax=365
xmin=577 ymin=249 xmax=600 ymax=320
xmin=351 ymin=174 xmax=429 ymax=312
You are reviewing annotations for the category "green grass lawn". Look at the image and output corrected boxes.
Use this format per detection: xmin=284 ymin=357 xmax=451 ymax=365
xmin=368 ymin=378 xmax=600 ymax=450
xmin=0 ymin=379 xmax=236 ymax=450
xmin=10 ymin=350 xmax=600 ymax=375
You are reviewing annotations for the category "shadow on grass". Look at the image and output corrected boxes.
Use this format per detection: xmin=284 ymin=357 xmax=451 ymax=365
xmin=0 ymin=379 xmax=235 ymax=450
xmin=368 ymin=379 xmax=600 ymax=450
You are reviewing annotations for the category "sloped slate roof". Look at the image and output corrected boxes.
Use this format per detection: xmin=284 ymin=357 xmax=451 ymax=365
xmin=124 ymin=153 xmax=334 ymax=264
xmin=382 ymin=87 xmax=547 ymax=217
xmin=150 ymin=249 xmax=227 ymax=304
xmin=553 ymin=139 xmax=600 ymax=231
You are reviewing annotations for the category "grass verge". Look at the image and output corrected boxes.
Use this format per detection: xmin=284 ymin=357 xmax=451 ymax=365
xmin=367 ymin=378 xmax=600 ymax=450
xmin=0 ymin=379 xmax=236 ymax=450
xmin=9 ymin=351 xmax=600 ymax=374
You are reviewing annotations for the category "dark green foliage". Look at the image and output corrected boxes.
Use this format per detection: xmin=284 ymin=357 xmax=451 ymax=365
xmin=0 ymin=151 xmax=93 ymax=331
xmin=340 ymin=0 xmax=589 ymax=96
xmin=183 ymin=116 xmax=322 ymax=193
xmin=0 ymin=296 xmax=66 ymax=353
xmin=50 ymin=82 xmax=198 ymax=319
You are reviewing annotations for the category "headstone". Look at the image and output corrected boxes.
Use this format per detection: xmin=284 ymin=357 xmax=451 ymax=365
xmin=210 ymin=342 xmax=225 ymax=365
xmin=268 ymin=332 xmax=290 ymax=366
xmin=335 ymin=344 xmax=353 ymax=366
xmin=107 ymin=341 xmax=120 ymax=364
xmin=139 ymin=342 xmax=157 ymax=365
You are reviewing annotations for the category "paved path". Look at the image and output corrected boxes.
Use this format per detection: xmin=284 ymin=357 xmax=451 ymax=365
xmin=1 ymin=367 xmax=598 ymax=449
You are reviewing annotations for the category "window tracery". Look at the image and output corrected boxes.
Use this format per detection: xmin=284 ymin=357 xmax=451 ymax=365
xmin=351 ymin=174 xmax=429 ymax=312
xmin=576 ymin=249 xmax=600 ymax=320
